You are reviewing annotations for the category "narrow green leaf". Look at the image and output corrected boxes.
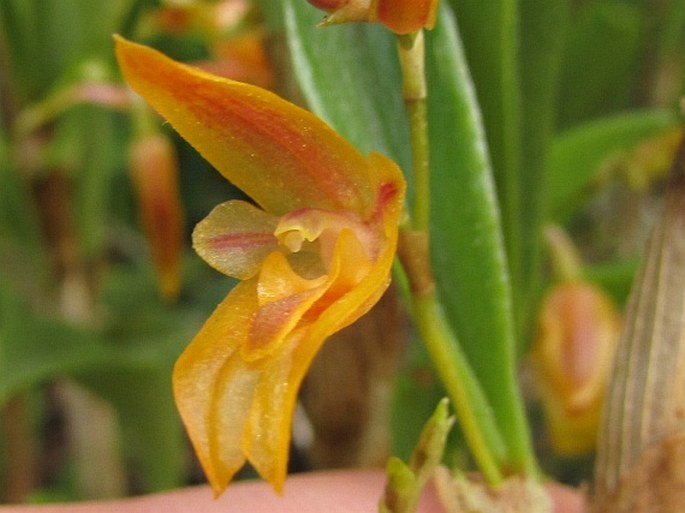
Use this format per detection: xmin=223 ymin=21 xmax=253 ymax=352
xmin=35 ymin=0 xmax=132 ymax=93
xmin=0 ymin=0 xmax=132 ymax=102
xmin=280 ymin=0 xmax=412 ymax=180
xmin=48 ymin=87 xmax=123 ymax=260
xmin=547 ymin=109 xmax=679 ymax=217
xmin=0 ymin=150 xmax=49 ymax=299
xmin=426 ymin=7 xmax=535 ymax=474
xmin=0 ymin=0 xmax=42 ymax=100
xmin=0 ymin=282 xmax=108 ymax=407
xmin=557 ymin=1 xmax=643 ymax=127
xmin=447 ymin=0 xmax=524 ymax=300
xmin=390 ymin=340 xmax=449 ymax=461
xmin=517 ymin=0 xmax=570 ymax=338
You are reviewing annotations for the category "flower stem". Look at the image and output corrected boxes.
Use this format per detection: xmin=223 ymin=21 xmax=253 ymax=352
xmin=413 ymin=292 xmax=506 ymax=484
xmin=544 ymin=223 xmax=583 ymax=282
xmin=395 ymin=30 xmax=506 ymax=484
xmin=397 ymin=32 xmax=430 ymax=232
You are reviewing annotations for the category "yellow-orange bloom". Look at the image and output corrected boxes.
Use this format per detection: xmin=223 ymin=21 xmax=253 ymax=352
xmin=308 ymin=0 xmax=439 ymax=34
xmin=115 ymin=36 xmax=405 ymax=494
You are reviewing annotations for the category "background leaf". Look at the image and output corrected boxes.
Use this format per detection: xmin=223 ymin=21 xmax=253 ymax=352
xmin=546 ymin=109 xmax=679 ymax=218
xmin=278 ymin=0 xmax=412 ymax=196
xmin=516 ymin=0 xmax=569 ymax=336
xmin=557 ymin=0 xmax=644 ymax=127
xmin=446 ymin=0 xmax=523 ymax=300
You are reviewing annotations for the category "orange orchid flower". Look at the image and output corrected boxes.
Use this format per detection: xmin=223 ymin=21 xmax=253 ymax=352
xmin=115 ymin=36 xmax=405 ymax=495
xmin=307 ymin=0 xmax=439 ymax=34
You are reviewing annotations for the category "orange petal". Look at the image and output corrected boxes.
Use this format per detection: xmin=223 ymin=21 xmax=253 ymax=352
xmin=370 ymin=0 xmax=439 ymax=34
xmin=240 ymin=334 xmax=302 ymax=492
xmin=244 ymin=251 xmax=330 ymax=360
xmin=115 ymin=36 xmax=378 ymax=217
xmin=173 ymin=278 xmax=260 ymax=495
xmin=192 ymin=200 xmax=279 ymax=280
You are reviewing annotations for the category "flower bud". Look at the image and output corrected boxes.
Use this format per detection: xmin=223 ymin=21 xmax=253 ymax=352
xmin=307 ymin=0 xmax=438 ymax=34
xmin=129 ymin=133 xmax=185 ymax=300
xmin=371 ymin=0 xmax=438 ymax=34
xmin=531 ymin=281 xmax=620 ymax=456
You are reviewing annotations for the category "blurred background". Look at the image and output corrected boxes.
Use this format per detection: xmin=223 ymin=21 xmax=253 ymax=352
xmin=1 ymin=0 xmax=684 ymax=504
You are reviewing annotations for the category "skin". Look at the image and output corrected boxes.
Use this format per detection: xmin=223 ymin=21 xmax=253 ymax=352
xmin=0 ymin=470 xmax=584 ymax=513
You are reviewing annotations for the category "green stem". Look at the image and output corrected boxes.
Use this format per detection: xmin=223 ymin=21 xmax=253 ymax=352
xmin=396 ymin=230 xmax=506 ymax=484
xmin=544 ymin=223 xmax=583 ymax=282
xmin=395 ymin=29 xmax=507 ymax=484
xmin=413 ymin=290 xmax=506 ymax=484
xmin=397 ymin=32 xmax=430 ymax=232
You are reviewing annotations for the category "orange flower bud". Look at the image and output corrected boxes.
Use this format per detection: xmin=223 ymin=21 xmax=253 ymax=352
xmin=129 ymin=133 xmax=185 ymax=300
xmin=531 ymin=281 xmax=620 ymax=456
xmin=308 ymin=0 xmax=438 ymax=34
xmin=371 ymin=0 xmax=438 ymax=34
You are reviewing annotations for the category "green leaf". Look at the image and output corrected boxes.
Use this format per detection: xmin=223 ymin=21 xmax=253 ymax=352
xmin=557 ymin=1 xmax=643 ymax=127
xmin=0 ymin=148 xmax=48 ymax=290
xmin=390 ymin=340 xmax=448 ymax=461
xmin=447 ymin=0 xmax=523 ymax=298
xmin=49 ymin=97 xmax=124 ymax=260
xmin=0 ymin=1 xmax=43 ymax=100
xmin=517 ymin=0 xmax=570 ymax=335
xmin=547 ymin=109 xmax=679 ymax=218
xmin=425 ymin=7 xmax=535 ymax=474
xmin=0 ymin=281 xmax=108 ymax=407
xmin=279 ymin=0 xmax=412 ymax=182
xmin=0 ymin=0 xmax=133 ymax=101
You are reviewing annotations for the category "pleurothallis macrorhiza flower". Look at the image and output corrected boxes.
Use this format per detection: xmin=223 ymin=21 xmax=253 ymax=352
xmin=114 ymin=36 xmax=406 ymax=495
